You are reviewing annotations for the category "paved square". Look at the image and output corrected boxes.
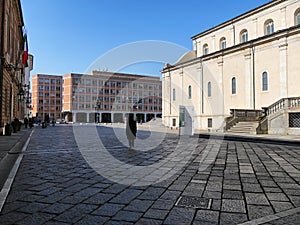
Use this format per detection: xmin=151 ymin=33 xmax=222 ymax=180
xmin=0 ymin=125 xmax=300 ymax=224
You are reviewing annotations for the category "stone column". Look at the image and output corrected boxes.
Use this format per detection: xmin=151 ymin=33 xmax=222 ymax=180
xmin=72 ymin=112 xmax=76 ymax=123
xmin=86 ymin=112 xmax=89 ymax=123
xmin=280 ymin=7 xmax=287 ymax=29
xmin=252 ymin=18 xmax=258 ymax=38
xmin=196 ymin=64 xmax=202 ymax=130
xmin=217 ymin=57 xmax=225 ymax=130
xmin=230 ymin=25 xmax=235 ymax=46
xmin=212 ymin=35 xmax=216 ymax=52
xmin=244 ymin=49 xmax=252 ymax=109
xmin=162 ymin=72 xmax=171 ymax=127
xmin=279 ymin=40 xmax=288 ymax=97
xmin=180 ymin=67 xmax=184 ymax=106
xmin=196 ymin=41 xmax=201 ymax=57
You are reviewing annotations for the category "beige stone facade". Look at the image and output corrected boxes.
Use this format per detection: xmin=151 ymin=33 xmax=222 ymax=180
xmin=162 ymin=0 xmax=300 ymax=134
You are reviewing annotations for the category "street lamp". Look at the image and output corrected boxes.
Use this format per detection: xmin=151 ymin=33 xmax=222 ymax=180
xmin=17 ymin=84 xmax=30 ymax=102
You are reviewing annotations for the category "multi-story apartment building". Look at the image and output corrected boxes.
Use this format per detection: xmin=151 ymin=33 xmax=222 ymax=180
xmin=62 ymin=71 xmax=162 ymax=123
xmin=162 ymin=0 xmax=300 ymax=135
xmin=32 ymin=74 xmax=63 ymax=122
xmin=0 ymin=0 xmax=30 ymax=133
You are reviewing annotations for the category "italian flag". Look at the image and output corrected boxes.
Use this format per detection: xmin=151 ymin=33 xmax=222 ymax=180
xmin=22 ymin=33 xmax=28 ymax=66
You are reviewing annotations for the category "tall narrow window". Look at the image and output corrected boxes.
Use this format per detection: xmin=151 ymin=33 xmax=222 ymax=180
xmin=220 ymin=37 xmax=226 ymax=49
xmin=188 ymin=85 xmax=192 ymax=99
xmin=296 ymin=9 xmax=300 ymax=25
xmin=232 ymin=77 xmax=236 ymax=94
xmin=173 ymin=88 xmax=176 ymax=101
xmin=262 ymin=72 xmax=268 ymax=91
xmin=240 ymin=30 xmax=248 ymax=43
xmin=203 ymin=44 xmax=209 ymax=55
xmin=265 ymin=20 xmax=274 ymax=35
xmin=208 ymin=82 xmax=212 ymax=97
xmin=208 ymin=118 xmax=212 ymax=128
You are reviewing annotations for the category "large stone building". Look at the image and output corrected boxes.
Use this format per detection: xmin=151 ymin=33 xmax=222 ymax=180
xmin=0 ymin=0 xmax=31 ymax=134
xmin=162 ymin=0 xmax=300 ymax=135
xmin=32 ymin=71 xmax=162 ymax=123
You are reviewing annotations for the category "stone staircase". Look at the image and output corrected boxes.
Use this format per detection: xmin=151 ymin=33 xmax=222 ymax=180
xmin=226 ymin=121 xmax=259 ymax=135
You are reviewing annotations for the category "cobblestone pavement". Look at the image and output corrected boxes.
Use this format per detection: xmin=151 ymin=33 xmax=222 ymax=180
xmin=0 ymin=125 xmax=300 ymax=225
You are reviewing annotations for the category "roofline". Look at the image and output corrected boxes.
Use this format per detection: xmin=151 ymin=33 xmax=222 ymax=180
xmin=63 ymin=71 xmax=161 ymax=81
xmin=17 ymin=0 xmax=24 ymax=27
xmin=191 ymin=0 xmax=286 ymax=40
xmin=163 ymin=24 xmax=300 ymax=73
xmin=91 ymin=70 xmax=160 ymax=79
xmin=32 ymin=71 xmax=161 ymax=81
xmin=32 ymin=74 xmax=63 ymax=78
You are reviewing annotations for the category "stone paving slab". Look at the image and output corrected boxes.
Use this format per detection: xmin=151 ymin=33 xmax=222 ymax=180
xmin=0 ymin=129 xmax=30 ymax=160
xmin=0 ymin=125 xmax=299 ymax=224
xmin=0 ymin=128 xmax=32 ymax=190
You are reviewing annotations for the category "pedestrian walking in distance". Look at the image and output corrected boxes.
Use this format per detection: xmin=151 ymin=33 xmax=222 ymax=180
xmin=24 ymin=117 xmax=29 ymax=129
xmin=126 ymin=113 xmax=137 ymax=149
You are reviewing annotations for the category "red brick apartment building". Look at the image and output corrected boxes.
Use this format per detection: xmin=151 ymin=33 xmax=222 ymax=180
xmin=32 ymin=71 xmax=162 ymax=123
xmin=32 ymin=74 xmax=63 ymax=122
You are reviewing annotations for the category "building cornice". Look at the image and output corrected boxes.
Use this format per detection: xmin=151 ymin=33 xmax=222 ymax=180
xmin=162 ymin=25 xmax=300 ymax=73
xmin=191 ymin=0 xmax=287 ymax=40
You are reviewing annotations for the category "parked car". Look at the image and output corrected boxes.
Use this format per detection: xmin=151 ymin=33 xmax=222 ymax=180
xmin=61 ymin=119 xmax=68 ymax=124
xmin=56 ymin=119 xmax=62 ymax=124
xmin=56 ymin=119 xmax=68 ymax=124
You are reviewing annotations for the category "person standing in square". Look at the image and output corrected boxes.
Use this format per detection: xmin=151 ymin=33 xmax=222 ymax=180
xmin=126 ymin=113 xmax=137 ymax=149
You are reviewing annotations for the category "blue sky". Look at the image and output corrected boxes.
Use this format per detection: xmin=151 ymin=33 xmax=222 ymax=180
xmin=21 ymin=0 xmax=271 ymax=76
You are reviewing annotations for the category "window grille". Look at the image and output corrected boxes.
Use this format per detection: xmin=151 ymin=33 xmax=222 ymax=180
xmin=172 ymin=118 xmax=176 ymax=126
xmin=289 ymin=113 xmax=300 ymax=127
xmin=208 ymin=118 xmax=212 ymax=128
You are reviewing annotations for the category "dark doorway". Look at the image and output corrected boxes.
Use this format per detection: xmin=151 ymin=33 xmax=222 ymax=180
xmin=102 ymin=113 xmax=111 ymax=123
xmin=146 ymin=114 xmax=155 ymax=122
xmin=136 ymin=113 xmax=145 ymax=123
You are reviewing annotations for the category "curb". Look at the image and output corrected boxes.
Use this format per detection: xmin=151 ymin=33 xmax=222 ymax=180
xmin=0 ymin=129 xmax=33 ymax=212
xmin=239 ymin=207 xmax=300 ymax=225
xmin=195 ymin=133 xmax=300 ymax=146
xmin=0 ymin=130 xmax=32 ymax=190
